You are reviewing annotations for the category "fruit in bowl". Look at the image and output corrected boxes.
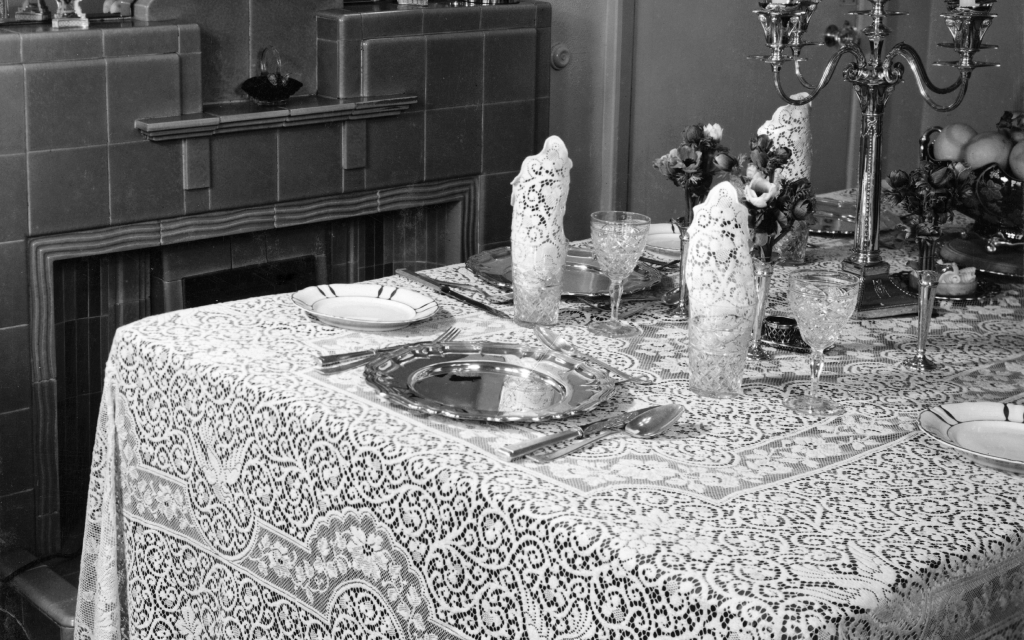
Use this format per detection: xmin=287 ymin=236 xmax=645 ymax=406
xmin=907 ymin=260 xmax=978 ymax=297
xmin=962 ymin=130 xmax=1014 ymax=172
xmin=932 ymin=123 xmax=977 ymax=162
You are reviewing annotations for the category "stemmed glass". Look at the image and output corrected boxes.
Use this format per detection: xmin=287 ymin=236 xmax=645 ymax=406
xmin=589 ymin=211 xmax=651 ymax=337
xmin=785 ymin=269 xmax=860 ymax=416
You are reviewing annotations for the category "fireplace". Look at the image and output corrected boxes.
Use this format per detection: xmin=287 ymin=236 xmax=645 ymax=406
xmin=48 ymin=203 xmax=459 ymax=553
xmin=0 ymin=0 xmax=551 ymax=561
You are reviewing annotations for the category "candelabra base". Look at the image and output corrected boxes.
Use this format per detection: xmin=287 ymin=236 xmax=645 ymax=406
xmin=747 ymin=344 xmax=773 ymax=362
xmin=848 ymin=269 xmax=919 ymax=319
xmin=902 ymin=353 xmax=939 ymax=372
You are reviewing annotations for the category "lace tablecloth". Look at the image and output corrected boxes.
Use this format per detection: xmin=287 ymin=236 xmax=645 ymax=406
xmin=76 ymin=242 xmax=1024 ymax=640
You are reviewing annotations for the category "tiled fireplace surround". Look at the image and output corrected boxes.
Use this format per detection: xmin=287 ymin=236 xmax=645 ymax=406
xmin=0 ymin=0 xmax=552 ymax=571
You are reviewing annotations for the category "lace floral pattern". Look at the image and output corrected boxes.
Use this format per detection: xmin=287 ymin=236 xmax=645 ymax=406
xmin=76 ymin=239 xmax=1024 ymax=640
xmin=758 ymin=94 xmax=812 ymax=182
xmin=511 ymin=136 xmax=572 ymax=325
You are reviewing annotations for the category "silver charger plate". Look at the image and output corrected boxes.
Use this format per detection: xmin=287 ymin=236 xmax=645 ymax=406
xmin=646 ymin=223 xmax=683 ymax=258
xmin=466 ymin=247 xmax=662 ymax=298
xmin=364 ymin=341 xmax=617 ymax=423
xmin=919 ymin=402 xmax=1024 ymax=475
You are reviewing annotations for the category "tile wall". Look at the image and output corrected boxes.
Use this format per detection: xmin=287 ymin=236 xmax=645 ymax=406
xmin=0 ymin=1 xmax=550 ymax=554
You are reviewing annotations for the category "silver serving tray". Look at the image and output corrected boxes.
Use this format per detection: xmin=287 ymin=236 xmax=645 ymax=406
xmin=466 ymin=247 xmax=662 ymax=299
xmin=920 ymin=402 xmax=1024 ymax=475
xmin=364 ymin=341 xmax=617 ymax=423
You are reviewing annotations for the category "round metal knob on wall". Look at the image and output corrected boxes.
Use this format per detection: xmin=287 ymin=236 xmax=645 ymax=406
xmin=551 ymin=43 xmax=571 ymax=70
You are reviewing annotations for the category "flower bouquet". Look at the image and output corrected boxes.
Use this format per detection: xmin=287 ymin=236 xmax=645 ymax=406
xmin=655 ymin=127 xmax=817 ymax=262
xmin=654 ymin=123 xmax=735 ymax=221
xmin=737 ymin=134 xmax=817 ymax=263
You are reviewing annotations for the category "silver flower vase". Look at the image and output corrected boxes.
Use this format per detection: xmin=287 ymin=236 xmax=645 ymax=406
xmin=775 ymin=219 xmax=810 ymax=266
xmin=747 ymin=258 xmax=774 ymax=361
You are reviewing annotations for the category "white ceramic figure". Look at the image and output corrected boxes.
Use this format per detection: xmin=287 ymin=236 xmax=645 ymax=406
xmin=510 ymin=136 xmax=572 ymax=326
xmin=686 ymin=182 xmax=757 ymax=397
xmin=758 ymin=92 xmax=812 ymax=181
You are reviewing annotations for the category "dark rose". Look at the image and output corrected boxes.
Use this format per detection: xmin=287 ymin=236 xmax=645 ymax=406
xmin=752 ymin=134 xmax=773 ymax=152
xmin=928 ymin=166 xmax=954 ymax=189
xmin=682 ymin=125 xmax=704 ymax=144
xmin=750 ymin=148 xmax=769 ymax=170
xmin=774 ymin=146 xmax=793 ymax=164
xmin=887 ymin=169 xmax=911 ymax=191
xmin=713 ymin=152 xmax=737 ymax=172
xmin=791 ymin=197 xmax=815 ymax=221
xmin=677 ymin=144 xmax=702 ymax=174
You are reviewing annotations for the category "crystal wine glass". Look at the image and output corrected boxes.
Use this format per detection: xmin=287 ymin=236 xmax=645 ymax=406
xmin=785 ymin=269 xmax=860 ymax=416
xmin=588 ymin=211 xmax=651 ymax=337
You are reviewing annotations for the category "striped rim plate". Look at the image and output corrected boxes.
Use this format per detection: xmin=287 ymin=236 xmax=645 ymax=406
xmin=291 ymin=283 xmax=439 ymax=332
xmin=919 ymin=402 xmax=1024 ymax=475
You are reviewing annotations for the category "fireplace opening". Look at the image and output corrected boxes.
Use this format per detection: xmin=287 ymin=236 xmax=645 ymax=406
xmin=182 ymin=256 xmax=318 ymax=309
xmin=49 ymin=203 xmax=461 ymax=561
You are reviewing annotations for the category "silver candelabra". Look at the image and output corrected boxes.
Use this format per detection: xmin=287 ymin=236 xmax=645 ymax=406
xmin=751 ymin=0 xmax=998 ymax=318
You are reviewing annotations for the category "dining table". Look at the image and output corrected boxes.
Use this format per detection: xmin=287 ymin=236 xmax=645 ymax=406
xmin=75 ymin=238 xmax=1024 ymax=640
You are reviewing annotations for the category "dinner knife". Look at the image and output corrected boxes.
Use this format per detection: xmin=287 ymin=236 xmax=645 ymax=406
xmin=497 ymin=407 xmax=651 ymax=462
xmin=397 ymin=269 xmax=512 ymax=320
xmin=528 ymin=404 xmax=684 ymax=463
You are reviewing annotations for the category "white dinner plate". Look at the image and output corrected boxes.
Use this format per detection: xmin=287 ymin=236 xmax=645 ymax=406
xmin=919 ymin=402 xmax=1024 ymax=475
xmin=646 ymin=222 xmax=682 ymax=258
xmin=292 ymin=283 xmax=438 ymax=332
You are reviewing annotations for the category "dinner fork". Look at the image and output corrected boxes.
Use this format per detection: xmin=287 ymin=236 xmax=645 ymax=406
xmin=317 ymin=326 xmax=460 ymax=369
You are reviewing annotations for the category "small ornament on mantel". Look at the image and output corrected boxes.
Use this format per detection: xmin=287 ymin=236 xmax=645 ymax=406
xmin=510 ymin=136 xmax=572 ymax=327
xmin=52 ymin=0 xmax=89 ymax=28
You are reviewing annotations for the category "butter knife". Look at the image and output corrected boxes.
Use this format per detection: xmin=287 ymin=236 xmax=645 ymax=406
xmin=397 ymin=269 xmax=512 ymax=321
xmin=497 ymin=408 xmax=650 ymax=462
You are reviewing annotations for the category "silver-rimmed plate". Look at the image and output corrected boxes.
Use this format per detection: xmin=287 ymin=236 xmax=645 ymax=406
xmin=919 ymin=402 xmax=1024 ymax=475
xmin=292 ymin=283 xmax=438 ymax=332
xmin=466 ymin=247 xmax=662 ymax=298
xmin=646 ymin=223 xmax=682 ymax=258
xmin=364 ymin=341 xmax=617 ymax=423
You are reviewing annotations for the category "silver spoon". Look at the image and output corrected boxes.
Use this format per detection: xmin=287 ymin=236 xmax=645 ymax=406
xmin=529 ymin=403 xmax=683 ymax=462
xmin=534 ymin=326 xmax=652 ymax=385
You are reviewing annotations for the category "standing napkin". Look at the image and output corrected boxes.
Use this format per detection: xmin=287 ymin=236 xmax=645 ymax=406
xmin=686 ymin=181 xmax=756 ymax=397
xmin=510 ymin=136 xmax=572 ymax=327
xmin=758 ymin=92 xmax=812 ymax=181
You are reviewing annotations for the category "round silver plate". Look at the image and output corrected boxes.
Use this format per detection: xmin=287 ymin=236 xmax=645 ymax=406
xmin=919 ymin=402 xmax=1024 ymax=476
xmin=364 ymin=342 xmax=617 ymax=423
xmin=466 ymin=247 xmax=662 ymax=299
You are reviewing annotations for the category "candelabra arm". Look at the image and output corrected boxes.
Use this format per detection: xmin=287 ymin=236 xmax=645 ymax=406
xmin=793 ymin=57 xmax=819 ymax=91
xmin=888 ymin=44 xmax=972 ymax=112
xmin=772 ymin=46 xmax=864 ymax=106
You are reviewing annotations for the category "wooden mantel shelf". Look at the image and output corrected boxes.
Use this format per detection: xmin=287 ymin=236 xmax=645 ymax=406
xmin=136 ymin=94 xmax=418 ymax=142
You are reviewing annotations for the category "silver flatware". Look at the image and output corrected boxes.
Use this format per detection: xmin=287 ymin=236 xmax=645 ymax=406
xmin=528 ymin=403 xmax=684 ymax=462
xmin=497 ymin=407 xmax=651 ymax=462
xmin=534 ymin=326 xmax=652 ymax=385
xmin=397 ymin=269 xmax=512 ymax=321
xmin=639 ymin=255 xmax=681 ymax=271
xmin=429 ymin=278 xmax=513 ymax=305
xmin=318 ymin=326 xmax=460 ymax=369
